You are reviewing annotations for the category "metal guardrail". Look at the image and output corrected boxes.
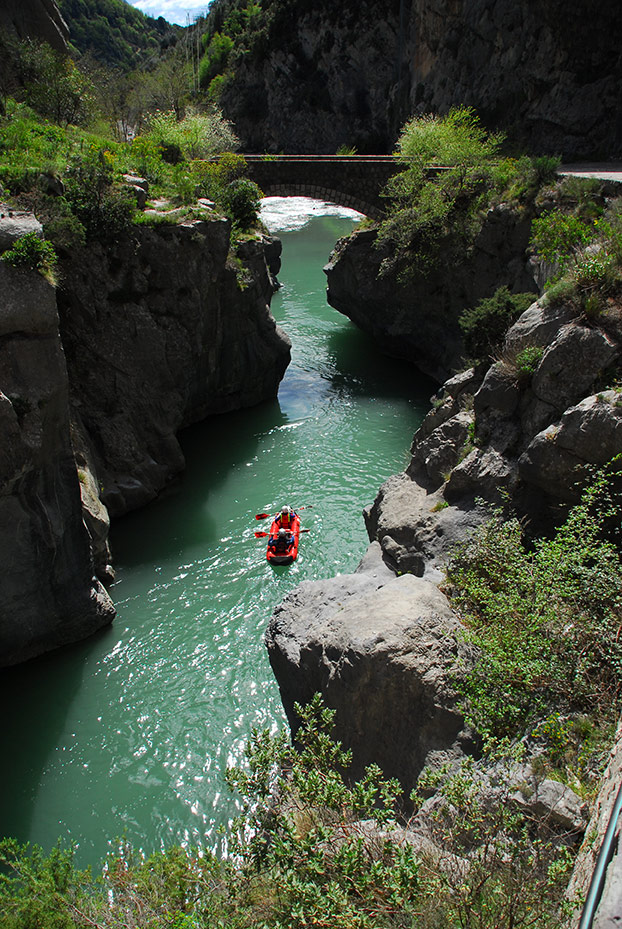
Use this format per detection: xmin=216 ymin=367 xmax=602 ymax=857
xmin=578 ymin=782 xmax=622 ymax=929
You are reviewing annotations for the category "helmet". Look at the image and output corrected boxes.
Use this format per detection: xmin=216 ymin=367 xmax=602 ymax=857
xmin=281 ymin=506 xmax=289 ymax=515
xmin=278 ymin=528 xmax=288 ymax=537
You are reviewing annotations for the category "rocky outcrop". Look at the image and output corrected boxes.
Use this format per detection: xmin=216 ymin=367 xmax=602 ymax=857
xmin=0 ymin=204 xmax=289 ymax=661
xmin=566 ymin=720 xmax=622 ymax=928
xmin=0 ymin=260 xmax=114 ymax=666
xmin=0 ymin=0 xmax=68 ymax=53
xmin=57 ymin=218 xmax=291 ymax=518
xmin=325 ymin=210 xmax=536 ymax=382
xmin=220 ymin=0 xmax=622 ymax=160
xmin=364 ymin=296 xmax=622 ymax=575
xmin=266 ymin=542 xmax=476 ymax=788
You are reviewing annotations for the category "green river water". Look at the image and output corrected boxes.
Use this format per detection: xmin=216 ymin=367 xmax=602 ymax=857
xmin=0 ymin=199 xmax=432 ymax=869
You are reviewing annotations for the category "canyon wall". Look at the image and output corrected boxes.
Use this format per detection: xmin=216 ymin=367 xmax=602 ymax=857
xmin=221 ymin=0 xmax=622 ymax=159
xmin=0 ymin=208 xmax=289 ymax=664
xmin=0 ymin=255 xmax=114 ymax=666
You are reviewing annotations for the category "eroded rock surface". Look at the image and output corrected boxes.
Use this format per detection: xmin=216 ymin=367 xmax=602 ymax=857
xmin=266 ymin=544 xmax=475 ymax=788
xmin=0 ymin=261 xmax=114 ymax=666
xmin=57 ymin=219 xmax=290 ymax=517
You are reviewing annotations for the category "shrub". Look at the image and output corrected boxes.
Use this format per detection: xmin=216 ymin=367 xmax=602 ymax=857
xmin=574 ymin=249 xmax=616 ymax=294
xmin=515 ymin=344 xmax=543 ymax=379
xmin=64 ymin=144 xmax=135 ymax=241
xmin=447 ymin=459 xmax=622 ymax=758
xmin=530 ymin=209 xmax=595 ymax=269
xmin=222 ymin=177 xmax=262 ymax=230
xmin=142 ymin=107 xmax=239 ymax=162
xmin=1 ymin=232 xmax=58 ymax=284
xmin=459 ymin=287 xmax=535 ymax=364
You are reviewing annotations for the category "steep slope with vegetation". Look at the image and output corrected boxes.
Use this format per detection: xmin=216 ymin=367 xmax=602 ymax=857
xmin=57 ymin=0 xmax=180 ymax=69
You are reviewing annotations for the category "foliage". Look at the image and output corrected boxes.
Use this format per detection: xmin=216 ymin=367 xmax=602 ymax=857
xmin=226 ymin=694 xmax=422 ymax=928
xmin=144 ymin=108 xmax=239 ymax=162
xmin=198 ymin=32 xmax=234 ymax=87
xmin=17 ymin=40 xmax=94 ymax=127
xmin=221 ymin=177 xmax=263 ymax=230
xmin=530 ymin=210 xmax=596 ymax=269
xmin=377 ymin=108 xmax=509 ymax=280
xmin=514 ymin=344 xmax=544 ymax=379
xmin=396 ymin=106 xmax=504 ymax=171
xmin=64 ymin=144 xmax=135 ymax=241
xmin=57 ymin=0 xmax=177 ymax=71
xmin=447 ymin=459 xmax=622 ymax=760
xmin=1 ymin=231 xmax=58 ymax=284
xmin=413 ymin=756 xmax=574 ymax=929
xmin=459 ymin=287 xmax=535 ymax=364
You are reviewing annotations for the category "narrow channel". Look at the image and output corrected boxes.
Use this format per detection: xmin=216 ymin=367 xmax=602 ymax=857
xmin=0 ymin=199 xmax=433 ymax=868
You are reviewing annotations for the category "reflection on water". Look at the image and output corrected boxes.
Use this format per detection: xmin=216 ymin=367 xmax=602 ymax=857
xmin=0 ymin=198 xmax=432 ymax=868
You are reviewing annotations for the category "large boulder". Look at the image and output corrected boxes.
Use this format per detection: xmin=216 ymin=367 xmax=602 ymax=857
xmin=519 ymin=391 xmax=622 ymax=501
xmin=266 ymin=546 xmax=475 ymax=789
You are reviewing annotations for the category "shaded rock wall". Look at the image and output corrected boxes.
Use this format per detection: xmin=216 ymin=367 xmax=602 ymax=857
xmin=57 ymin=218 xmax=291 ymax=519
xmin=221 ymin=0 xmax=622 ymax=160
xmin=0 ymin=262 xmax=114 ymax=667
xmin=325 ymin=207 xmax=536 ymax=383
xmin=0 ymin=0 xmax=68 ymax=53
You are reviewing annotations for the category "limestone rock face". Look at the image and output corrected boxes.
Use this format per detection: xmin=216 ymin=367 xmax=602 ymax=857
xmin=265 ymin=547 xmax=474 ymax=788
xmin=57 ymin=219 xmax=290 ymax=516
xmin=519 ymin=392 xmax=622 ymax=501
xmin=0 ymin=262 xmax=114 ymax=667
xmin=0 ymin=0 xmax=68 ymax=52
xmin=325 ymin=216 xmax=535 ymax=382
xmin=220 ymin=0 xmax=622 ymax=160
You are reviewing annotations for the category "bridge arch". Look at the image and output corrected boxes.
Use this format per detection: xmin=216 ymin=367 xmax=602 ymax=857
xmin=243 ymin=155 xmax=401 ymax=221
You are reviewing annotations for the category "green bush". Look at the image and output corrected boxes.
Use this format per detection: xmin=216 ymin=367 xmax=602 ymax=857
xmin=530 ymin=210 xmax=596 ymax=269
xmin=447 ymin=459 xmax=622 ymax=758
xmin=459 ymin=287 xmax=535 ymax=363
xmin=64 ymin=144 xmax=135 ymax=241
xmin=142 ymin=108 xmax=239 ymax=162
xmin=222 ymin=177 xmax=262 ymax=230
xmin=1 ymin=232 xmax=58 ymax=284
xmin=515 ymin=344 xmax=544 ymax=379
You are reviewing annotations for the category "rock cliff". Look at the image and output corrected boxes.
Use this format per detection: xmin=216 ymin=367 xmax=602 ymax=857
xmin=325 ymin=207 xmax=536 ymax=383
xmin=0 ymin=0 xmax=68 ymax=53
xmin=0 ymin=257 xmax=114 ymax=667
xmin=220 ymin=0 xmax=622 ymax=159
xmin=56 ymin=217 xmax=290 ymax=522
xmin=0 ymin=207 xmax=289 ymax=663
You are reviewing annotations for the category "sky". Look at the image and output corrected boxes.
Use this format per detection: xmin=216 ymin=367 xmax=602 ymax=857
xmin=125 ymin=0 xmax=214 ymax=26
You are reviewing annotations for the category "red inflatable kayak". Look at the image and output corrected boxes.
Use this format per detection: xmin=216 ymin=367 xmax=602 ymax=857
xmin=266 ymin=514 xmax=301 ymax=565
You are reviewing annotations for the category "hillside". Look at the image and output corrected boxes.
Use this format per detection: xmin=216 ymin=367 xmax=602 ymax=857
xmin=57 ymin=0 xmax=180 ymax=69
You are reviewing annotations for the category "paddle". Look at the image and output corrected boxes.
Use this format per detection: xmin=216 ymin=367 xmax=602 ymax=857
xmin=255 ymin=529 xmax=311 ymax=538
xmin=255 ymin=505 xmax=313 ymax=520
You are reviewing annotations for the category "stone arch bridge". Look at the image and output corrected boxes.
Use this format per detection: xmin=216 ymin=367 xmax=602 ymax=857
xmin=242 ymin=155 xmax=402 ymax=220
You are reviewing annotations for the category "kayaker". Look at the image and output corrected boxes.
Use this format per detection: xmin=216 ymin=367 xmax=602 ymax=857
xmin=276 ymin=505 xmax=297 ymax=530
xmin=269 ymin=527 xmax=293 ymax=554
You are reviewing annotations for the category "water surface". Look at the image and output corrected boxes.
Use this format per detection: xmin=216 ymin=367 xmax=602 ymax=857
xmin=0 ymin=198 xmax=432 ymax=867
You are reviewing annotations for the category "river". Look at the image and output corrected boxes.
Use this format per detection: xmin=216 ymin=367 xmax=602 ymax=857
xmin=0 ymin=198 xmax=432 ymax=869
